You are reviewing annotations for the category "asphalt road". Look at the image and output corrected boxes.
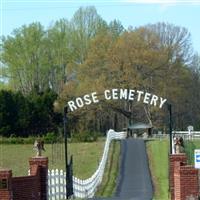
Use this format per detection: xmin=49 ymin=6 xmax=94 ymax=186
xmin=91 ymin=138 xmax=153 ymax=200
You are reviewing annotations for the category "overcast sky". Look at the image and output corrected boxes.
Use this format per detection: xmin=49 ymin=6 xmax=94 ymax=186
xmin=1 ymin=0 xmax=200 ymax=53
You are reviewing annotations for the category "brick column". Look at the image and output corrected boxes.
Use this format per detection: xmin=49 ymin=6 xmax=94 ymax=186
xmin=179 ymin=165 xmax=199 ymax=200
xmin=169 ymin=154 xmax=187 ymax=200
xmin=0 ymin=169 xmax=12 ymax=200
xmin=174 ymin=161 xmax=181 ymax=200
xmin=29 ymin=157 xmax=48 ymax=200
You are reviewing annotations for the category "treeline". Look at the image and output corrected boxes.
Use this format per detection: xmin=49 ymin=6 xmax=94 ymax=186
xmin=0 ymin=89 xmax=62 ymax=137
xmin=1 ymin=6 xmax=200 ymax=136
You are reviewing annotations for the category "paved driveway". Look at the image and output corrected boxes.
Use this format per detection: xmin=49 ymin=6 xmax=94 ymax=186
xmin=90 ymin=138 xmax=153 ymax=200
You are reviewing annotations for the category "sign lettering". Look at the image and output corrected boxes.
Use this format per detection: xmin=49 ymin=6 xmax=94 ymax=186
xmin=67 ymin=88 xmax=167 ymax=112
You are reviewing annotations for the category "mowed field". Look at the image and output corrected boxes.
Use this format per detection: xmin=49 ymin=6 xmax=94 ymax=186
xmin=146 ymin=139 xmax=169 ymax=200
xmin=0 ymin=141 xmax=105 ymax=178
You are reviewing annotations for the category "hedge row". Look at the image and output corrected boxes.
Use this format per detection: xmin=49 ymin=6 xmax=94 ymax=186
xmin=0 ymin=131 xmax=100 ymax=144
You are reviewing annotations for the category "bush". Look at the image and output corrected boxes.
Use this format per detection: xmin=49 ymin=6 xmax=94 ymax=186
xmin=71 ymin=131 xmax=99 ymax=143
xmin=0 ymin=131 xmax=99 ymax=144
xmin=0 ymin=137 xmax=25 ymax=144
xmin=24 ymin=136 xmax=36 ymax=144
xmin=43 ymin=132 xmax=58 ymax=143
xmin=0 ymin=133 xmax=58 ymax=144
xmin=0 ymin=89 xmax=62 ymax=137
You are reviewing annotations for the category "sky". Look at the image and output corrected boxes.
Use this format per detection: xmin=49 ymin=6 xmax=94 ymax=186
xmin=0 ymin=0 xmax=200 ymax=54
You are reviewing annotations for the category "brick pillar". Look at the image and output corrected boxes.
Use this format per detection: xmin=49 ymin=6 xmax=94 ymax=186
xmin=180 ymin=165 xmax=199 ymax=200
xmin=29 ymin=157 xmax=48 ymax=200
xmin=0 ymin=169 xmax=12 ymax=200
xmin=174 ymin=161 xmax=181 ymax=200
xmin=169 ymin=154 xmax=187 ymax=200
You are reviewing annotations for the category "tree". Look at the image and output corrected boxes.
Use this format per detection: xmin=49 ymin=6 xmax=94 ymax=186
xmin=145 ymin=22 xmax=193 ymax=63
xmin=28 ymin=88 xmax=62 ymax=135
xmin=0 ymin=89 xmax=62 ymax=137
xmin=145 ymin=23 xmax=197 ymax=129
xmin=45 ymin=19 xmax=74 ymax=93
xmin=59 ymin=23 xmax=197 ymax=132
xmin=1 ymin=23 xmax=47 ymax=94
xmin=108 ymin=19 xmax=124 ymax=38
xmin=1 ymin=21 xmax=75 ymax=94
xmin=186 ymin=54 xmax=200 ymax=128
xmin=70 ymin=6 xmax=108 ymax=64
xmin=1 ymin=7 xmax=199 ymax=133
xmin=0 ymin=90 xmax=30 ymax=136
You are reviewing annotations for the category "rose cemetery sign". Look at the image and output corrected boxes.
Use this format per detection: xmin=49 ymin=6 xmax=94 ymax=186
xmin=67 ymin=88 xmax=167 ymax=112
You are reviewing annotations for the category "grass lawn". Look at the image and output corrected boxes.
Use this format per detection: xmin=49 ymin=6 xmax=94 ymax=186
xmin=184 ymin=139 xmax=200 ymax=165
xmin=96 ymin=140 xmax=120 ymax=197
xmin=0 ymin=141 xmax=105 ymax=178
xmin=146 ymin=139 xmax=169 ymax=200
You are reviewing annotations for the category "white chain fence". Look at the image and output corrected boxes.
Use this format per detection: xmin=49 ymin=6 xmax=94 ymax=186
xmin=48 ymin=129 xmax=126 ymax=199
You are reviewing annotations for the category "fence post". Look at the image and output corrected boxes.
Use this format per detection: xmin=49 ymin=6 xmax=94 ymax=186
xmin=168 ymin=104 xmax=173 ymax=154
xmin=67 ymin=155 xmax=73 ymax=198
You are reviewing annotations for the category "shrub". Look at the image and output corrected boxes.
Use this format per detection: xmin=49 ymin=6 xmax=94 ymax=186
xmin=43 ymin=132 xmax=58 ymax=143
xmin=0 ymin=89 xmax=62 ymax=137
xmin=71 ymin=131 xmax=99 ymax=143
xmin=0 ymin=137 xmax=25 ymax=144
xmin=0 ymin=134 xmax=58 ymax=144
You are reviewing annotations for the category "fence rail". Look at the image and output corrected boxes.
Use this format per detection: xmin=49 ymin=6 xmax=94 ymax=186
xmin=171 ymin=130 xmax=200 ymax=154
xmin=48 ymin=129 xmax=126 ymax=200
xmin=172 ymin=131 xmax=200 ymax=141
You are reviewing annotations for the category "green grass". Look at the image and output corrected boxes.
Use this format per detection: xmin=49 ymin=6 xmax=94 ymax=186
xmin=184 ymin=139 xmax=200 ymax=165
xmin=96 ymin=140 xmax=120 ymax=197
xmin=146 ymin=139 xmax=169 ymax=200
xmin=0 ymin=138 xmax=120 ymax=199
xmin=0 ymin=141 xmax=104 ymax=178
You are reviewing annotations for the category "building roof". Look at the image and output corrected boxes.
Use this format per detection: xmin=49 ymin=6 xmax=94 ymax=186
xmin=128 ymin=122 xmax=152 ymax=130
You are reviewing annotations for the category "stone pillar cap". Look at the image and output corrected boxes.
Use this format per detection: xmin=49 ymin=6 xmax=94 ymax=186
xmin=31 ymin=156 xmax=48 ymax=159
xmin=0 ymin=168 xmax=11 ymax=172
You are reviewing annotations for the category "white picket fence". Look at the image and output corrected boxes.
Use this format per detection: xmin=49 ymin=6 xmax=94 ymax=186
xmin=48 ymin=129 xmax=126 ymax=200
xmin=48 ymin=169 xmax=66 ymax=200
